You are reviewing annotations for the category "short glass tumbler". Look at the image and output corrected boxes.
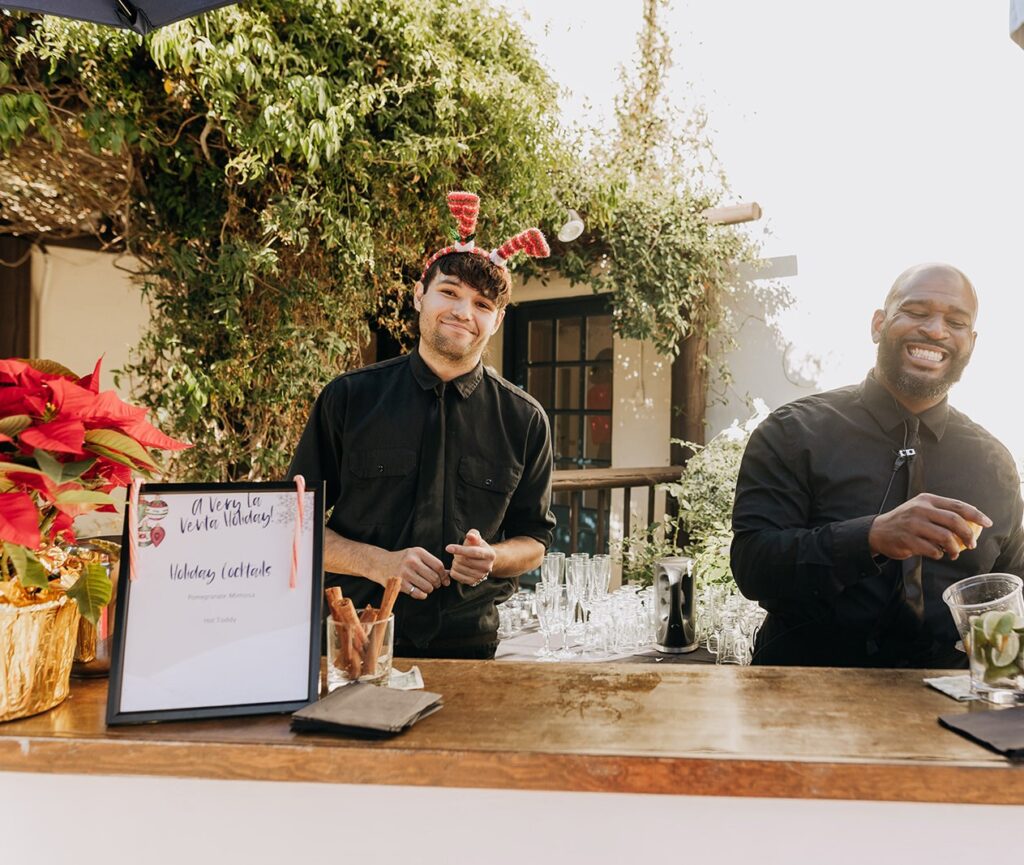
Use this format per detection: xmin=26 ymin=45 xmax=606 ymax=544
xmin=326 ymin=613 xmax=394 ymax=691
xmin=942 ymin=573 xmax=1024 ymax=704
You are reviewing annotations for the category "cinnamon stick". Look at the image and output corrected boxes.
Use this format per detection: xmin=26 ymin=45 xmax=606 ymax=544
xmin=380 ymin=576 xmax=401 ymax=621
xmin=324 ymin=588 xmax=347 ymax=672
xmin=325 ymin=587 xmax=346 ymax=623
xmin=325 ymin=588 xmax=367 ymax=678
xmin=363 ymin=576 xmax=401 ymax=676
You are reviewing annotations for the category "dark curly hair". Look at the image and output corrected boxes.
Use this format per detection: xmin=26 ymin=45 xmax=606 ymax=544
xmin=420 ymin=252 xmax=513 ymax=308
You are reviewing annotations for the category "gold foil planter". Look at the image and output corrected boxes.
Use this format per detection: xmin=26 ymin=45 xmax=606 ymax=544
xmin=0 ymin=596 xmax=81 ymax=722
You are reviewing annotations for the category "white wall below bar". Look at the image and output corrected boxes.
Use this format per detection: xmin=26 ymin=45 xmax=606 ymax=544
xmin=4 ymin=770 xmax=1017 ymax=865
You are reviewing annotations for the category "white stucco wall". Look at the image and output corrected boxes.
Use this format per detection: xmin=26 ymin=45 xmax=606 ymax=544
xmin=29 ymin=245 xmax=148 ymax=396
xmin=706 ymin=269 xmax=810 ymax=439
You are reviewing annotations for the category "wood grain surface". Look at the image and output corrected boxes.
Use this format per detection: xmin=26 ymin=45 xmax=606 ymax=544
xmin=0 ymin=661 xmax=1019 ymax=803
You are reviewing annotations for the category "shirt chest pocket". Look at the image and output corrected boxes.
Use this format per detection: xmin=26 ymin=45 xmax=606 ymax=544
xmin=455 ymin=455 xmax=522 ymax=539
xmin=345 ymin=449 xmax=419 ymax=528
xmin=348 ymin=448 xmax=418 ymax=481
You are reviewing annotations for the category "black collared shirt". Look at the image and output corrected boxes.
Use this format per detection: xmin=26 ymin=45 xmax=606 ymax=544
xmin=288 ymin=348 xmax=555 ymax=647
xmin=731 ymin=373 xmax=1024 ymax=667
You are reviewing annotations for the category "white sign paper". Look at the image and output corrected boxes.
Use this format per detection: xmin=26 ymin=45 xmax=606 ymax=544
xmin=115 ymin=486 xmax=318 ymax=715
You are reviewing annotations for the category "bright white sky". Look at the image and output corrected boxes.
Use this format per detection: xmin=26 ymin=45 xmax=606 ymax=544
xmin=501 ymin=0 xmax=1024 ymax=459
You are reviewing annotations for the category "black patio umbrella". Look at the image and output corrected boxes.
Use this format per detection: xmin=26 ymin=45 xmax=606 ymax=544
xmin=2 ymin=1 xmax=238 ymax=35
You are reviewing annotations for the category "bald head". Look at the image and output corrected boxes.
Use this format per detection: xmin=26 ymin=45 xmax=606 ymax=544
xmin=882 ymin=263 xmax=978 ymax=322
xmin=872 ymin=262 xmax=979 ymax=413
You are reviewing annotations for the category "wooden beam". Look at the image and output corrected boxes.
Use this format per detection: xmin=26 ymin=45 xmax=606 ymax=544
xmin=552 ymin=466 xmax=683 ymax=493
xmin=702 ymin=202 xmax=762 ymax=225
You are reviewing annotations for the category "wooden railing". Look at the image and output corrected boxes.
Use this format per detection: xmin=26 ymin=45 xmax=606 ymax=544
xmin=551 ymin=466 xmax=684 ymax=554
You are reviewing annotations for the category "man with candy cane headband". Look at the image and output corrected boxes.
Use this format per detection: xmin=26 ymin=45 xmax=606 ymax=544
xmin=289 ymin=192 xmax=555 ymax=658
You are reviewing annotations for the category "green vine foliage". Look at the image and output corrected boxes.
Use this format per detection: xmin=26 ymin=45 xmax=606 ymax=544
xmin=0 ymin=2 xmax=569 ymax=480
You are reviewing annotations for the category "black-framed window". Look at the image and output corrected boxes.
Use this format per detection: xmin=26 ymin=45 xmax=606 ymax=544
xmin=504 ymin=295 xmax=613 ymax=470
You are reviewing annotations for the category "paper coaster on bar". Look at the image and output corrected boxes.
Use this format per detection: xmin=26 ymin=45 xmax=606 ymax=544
xmin=923 ymin=675 xmax=978 ymax=702
xmin=291 ymin=683 xmax=443 ymax=738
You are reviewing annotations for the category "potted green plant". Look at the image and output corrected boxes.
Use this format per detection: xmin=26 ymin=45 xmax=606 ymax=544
xmin=0 ymin=357 xmax=187 ymax=721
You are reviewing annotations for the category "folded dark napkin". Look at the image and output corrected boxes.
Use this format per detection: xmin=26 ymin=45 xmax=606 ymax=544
xmin=291 ymin=683 xmax=443 ymax=738
xmin=938 ymin=706 xmax=1024 ymax=760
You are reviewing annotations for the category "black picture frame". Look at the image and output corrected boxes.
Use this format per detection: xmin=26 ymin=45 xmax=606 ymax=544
xmin=106 ymin=481 xmax=324 ymax=725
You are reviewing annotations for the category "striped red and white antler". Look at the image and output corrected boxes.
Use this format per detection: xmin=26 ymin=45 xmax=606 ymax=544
xmin=447 ymin=191 xmax=480 ymax=244
xmin=421 ymin=191 xmax=549 ymax=280
xmin=490 ymin=228 xmax=551 ymax=267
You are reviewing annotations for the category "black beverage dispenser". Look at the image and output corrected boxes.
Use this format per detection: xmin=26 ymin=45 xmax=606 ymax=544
xmin=654 ymin=556 xmax=698 ymax=653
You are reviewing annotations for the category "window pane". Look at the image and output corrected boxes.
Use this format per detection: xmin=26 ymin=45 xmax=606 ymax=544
xmin=553 ymin=414 xmax=580 ymax=467
xmin=586 ymin=314 xmax=613 ymax=360
xmin=584 ymin=413 xmax=613 ymax=465
xmin=528 ymin=319 xmax=552 ymax=362
xmin=585 ymin=364 xmax=612 ymax=412
xmin=555 ymin=367 xmax=581 ymax=409
xmin=556 ymin=317 xmax=582 ymax=361
xmin=527 ymin=366 xmax=553 ymax=408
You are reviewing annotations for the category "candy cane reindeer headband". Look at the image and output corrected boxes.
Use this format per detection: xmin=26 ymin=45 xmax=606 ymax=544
xmin=421 ymin=191 xmax=551 ymax=280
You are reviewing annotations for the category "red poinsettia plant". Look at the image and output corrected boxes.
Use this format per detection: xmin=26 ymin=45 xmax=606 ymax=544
xmin=0 ymin=357 xmax=189 ymax=623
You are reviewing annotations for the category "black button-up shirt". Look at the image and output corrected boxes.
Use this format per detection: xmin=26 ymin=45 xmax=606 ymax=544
xmin=731 ymin=373 xmax=1024 ymax=667
xmin=288 ymin=348 xmax=555 ymax=647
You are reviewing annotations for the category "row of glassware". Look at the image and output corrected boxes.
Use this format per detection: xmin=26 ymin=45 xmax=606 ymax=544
xmin=498 ymin=552 xmax=767 ymax=665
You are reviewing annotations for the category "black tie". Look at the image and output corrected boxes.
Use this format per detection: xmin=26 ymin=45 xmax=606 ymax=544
xmin=414 ymin=381 xmax=448 ymax=561
xmin=396 ymin=381 xmax=448 ymax=648
xmin=898 ymin=416 xmax=926 ymax=630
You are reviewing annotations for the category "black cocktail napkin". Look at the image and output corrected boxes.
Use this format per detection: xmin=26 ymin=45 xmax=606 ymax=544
xmin=938 ymin=706 xmax=1024 ymax=760
xmin=291 ymin=683 xmax=443 ymax=738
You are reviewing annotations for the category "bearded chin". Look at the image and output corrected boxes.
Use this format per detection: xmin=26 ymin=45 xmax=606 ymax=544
xmin=876 ymin=337 xmax=970 ymax=401
xmin=428 ymin=329 xmax=473 ymax=362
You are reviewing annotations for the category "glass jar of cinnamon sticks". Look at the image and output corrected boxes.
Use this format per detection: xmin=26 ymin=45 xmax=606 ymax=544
xmin=324 ymin=578 xmax=399 ymax=690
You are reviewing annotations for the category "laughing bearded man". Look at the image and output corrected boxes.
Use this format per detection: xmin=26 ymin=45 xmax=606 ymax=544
xmin=731 ymin=263 xmax=1024 ymax=667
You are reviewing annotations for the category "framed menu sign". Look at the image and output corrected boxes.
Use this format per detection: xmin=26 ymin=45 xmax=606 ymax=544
xmin=106 ymin=481 xmax=324 ymax=725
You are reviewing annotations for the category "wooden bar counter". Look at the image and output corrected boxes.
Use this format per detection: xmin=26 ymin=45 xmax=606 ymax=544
xmin=0 ymin=661 xmax=1019 ymax=805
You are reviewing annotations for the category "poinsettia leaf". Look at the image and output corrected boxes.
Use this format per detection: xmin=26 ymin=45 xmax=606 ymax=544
xmin=59 ymin=458 xmax=97 ymax=483
xmin=55 ymin=489 xmax=115 ymax=505
xmin=0 ymin=414 xmax=31 ymax=438
xmin=31 ymin=448 xmax=65 ymax=483
xmin=65 ymin=561 xmax=112 ymax=626
xmin=2 ymin=542 xmax=49 ymax=588
xmin=0 ymin=491 xmax=41 ymax=548
xmin=82 ymin=391 xmax=189 ymax=451
xmin=46 ymin=377 xmax=101 ymax=417
xmin=20 ymin=418 xmax=86 ymax=454
xmin=3 ymin=470 xmax=54 ymax=500
xmin=3 ymin=541 xmax=26 ymax=583
xmin=83 ymin=442 xmax=144 ymax=468
xmin=76 ymin=356 xmax=104 ymax=394
xmin=24 ymin=358 xmax=79 ymax=379
xmin=0 ymin=461 xmax=47 ymax=475
xmin=84 ymin=429 xmax=158 ymax=470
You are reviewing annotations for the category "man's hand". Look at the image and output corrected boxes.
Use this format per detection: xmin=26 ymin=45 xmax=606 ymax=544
xmin=376 ymin=547 xmax=446 ymax=600
xmin=446 ymin=529 xmax=496 ymax=587
xmin=869 ymin=493 xmax=992 ymax=561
